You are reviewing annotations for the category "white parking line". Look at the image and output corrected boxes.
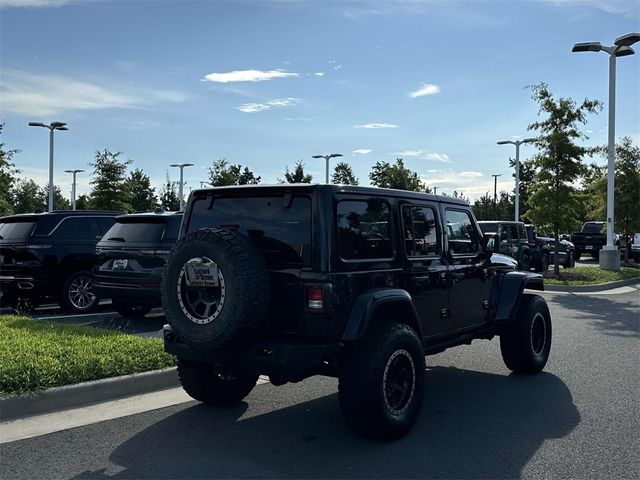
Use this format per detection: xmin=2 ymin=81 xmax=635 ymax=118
xmin=0 ymin=377 xmax=269 ymax=444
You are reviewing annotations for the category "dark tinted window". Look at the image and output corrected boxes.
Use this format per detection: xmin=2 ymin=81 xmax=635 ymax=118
xmin=104 ymin=222 xmax=166 ymax=243
xmin=53 ymin=217 xmax=100 ymax=240
xmin=509 ymin=225 xmax=519 ymax=240
xmin=445 ymin=210 xmax=479 ymax=254
xmin=402 ymin=205 xmax=439 ymax=257
xmin=337 ymin=199 xmax=392 ymax=260
xmin=0 ymin=221 xmax=36 ymax=240
xmin=97 ymin=217 xmax=115 ymax=234
xmin=188 ymin=195 xmax=311 ymax=267
xmin=479 ymin=223 xmax=498 ymax=234
xmin=163 ymin=216 xmax=182 ymax=242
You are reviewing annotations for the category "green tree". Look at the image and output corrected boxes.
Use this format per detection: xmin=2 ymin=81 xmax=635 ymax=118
xmin=509 ymin=157 xmax=536 ymax=223
xmin=585 ymin=137 xmax=640 ymax=262
xmin=88 ymin=150 xmax=131 ymax=212
xmin=332 ymin=161 xmax=359 ymax=185
xmin=369 ymin=158 xmax=427 ymax=192
xmin=159 ymin=174 xmax=180 ymax=211
xmin=45 ymin=184 xmax=71 ymax=211
xmin=75 ymin=194 xmax=90 ymax=210
xmin=125 ymin=168 xmax=157 ymax=212
xmin=0 ymin=124 xmax=21 ymax=216
xmin=524 ymin=83 xmax=601 ymax=274
xmin=12 ymin=179 xmax=46 ymax=214
xmin=280 ymin=160 xmax=313 ymax=183
xmin=208 ymin=158 xmax=261 ymax=186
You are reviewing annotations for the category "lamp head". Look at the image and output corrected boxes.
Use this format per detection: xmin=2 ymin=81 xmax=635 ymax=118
xmin=50 ymin=121 xmax=67 ymax=128
xmin=615 ymin=46 xmax=635 ymax=57
xmin=183 ymin=163 xmax=194 ymax=167
xmin=330 ymin=153 xmax=343 ymax=158
xmin=523 ymin=137 xmax=537 ymax=143
xmin=28 ymin=122 xmax=46 ymax=127
xmin=572 ymin=42 xmax=602 ymax=53
xmin=614 ymin=32 xmax=640 ymax=47
xmin=496 ymin=140 xmax=513 ymax=145
xmin=56 ymin=126 xmax=69 ymax=131
xmin=169 ymin=164 xmax=180 ymax=167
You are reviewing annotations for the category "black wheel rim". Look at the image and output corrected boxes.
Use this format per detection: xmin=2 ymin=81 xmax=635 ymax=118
xmin=177 ymin=257 xmax=226 ymax=325
xmin=383 ymin=349 xmax=416 ymax=415
xmin=530 ymin=312 xmax=547 ymax=355
xmin=68 ymin=275 xmax=96 ymax=310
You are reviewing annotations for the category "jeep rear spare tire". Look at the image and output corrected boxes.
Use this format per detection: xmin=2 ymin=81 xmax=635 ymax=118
xmin=162 ymin=228 xmax=270 ymax=348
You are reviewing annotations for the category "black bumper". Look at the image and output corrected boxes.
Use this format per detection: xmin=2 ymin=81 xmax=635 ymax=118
xmin=93 ymin=273 xmax=162 ymax=305
xmin=163 ymin=325 xmax=341 ymax=377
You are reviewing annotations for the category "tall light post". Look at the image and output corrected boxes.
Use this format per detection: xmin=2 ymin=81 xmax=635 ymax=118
xmin=312 ymin=153 xmax=343 ymax=184
xmin=64 ymin=169 xmax=84 ymax=210
xmin=496 ymin=137 xmax=536 ymax=222
xmin=28 ymin=121 xmax=68 ymax=212
xmin=572 ymin=32 xmax=639 ymax=270
xmin=491 ymin=174 xmax=501 ymax=218
xmin=169 ymin=163 xmax=193 ymax=211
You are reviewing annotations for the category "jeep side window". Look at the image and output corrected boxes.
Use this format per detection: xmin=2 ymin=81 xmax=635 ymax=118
xmin=445 ymin=210 xmax=479 ymax=255
xmin=509 ymin=225 xmax=519 ymax=240
xmin=401 ymin=205 xmax=439 ymax=257
xmin=499 ymin=224 xmax=509 ymax=241
xmin=52 ymin=217 xmax=99 ymax=240
xmin=337 ymin=200 xmax=392 ymax=260
xmin=518 ymin=224 xmax=527 ymax=240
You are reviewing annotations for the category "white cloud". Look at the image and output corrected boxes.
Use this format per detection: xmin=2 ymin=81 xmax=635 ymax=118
xmin=394 ymin=149 xmax=427 ymax=157
xmin=424 ymin=152 xmax=450 ymax=163
xmin=459 ymin=171 xmax=483 ymax=178
xmin=352 ymin=149 xmax=372 ymax=155
xmin=237 ymin=97 xmax=300 ymax=113
xmin=408 ymin=83 xmax=440 ymax=98
xmin=355 ymin=123 xmax=398 ymax=129
xmin=313 ymin=72 xmax=325 ymax=77
xmin=202 ymin=69 xmax=299 ymax=83
xmin=0 ymin=0 xmax=69 ymax=7
xmin=0 ymin=70 xmax=187 ymax=116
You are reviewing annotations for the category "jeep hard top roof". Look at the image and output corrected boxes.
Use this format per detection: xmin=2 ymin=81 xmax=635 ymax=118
xmin=0 ymin=210 xmax=122 ymax=223
xmin=189 ymin=183 xmax=469 ymax=206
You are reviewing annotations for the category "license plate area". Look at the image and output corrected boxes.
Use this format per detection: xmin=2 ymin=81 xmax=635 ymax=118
xmin=113 ymin=259 xmax=129 ymax=270
xmin=184 ymin=259 xmax=219 ymax=287
xmin=585 ymin=245 xmax=593 ymax=250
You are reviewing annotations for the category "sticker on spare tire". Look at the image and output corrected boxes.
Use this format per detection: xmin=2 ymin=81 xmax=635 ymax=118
xmin=184 ymin=259 xmax=219 ymax=287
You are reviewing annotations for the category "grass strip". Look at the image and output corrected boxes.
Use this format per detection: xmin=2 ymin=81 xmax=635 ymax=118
xmin=543 ymin=266 xmax=640 ymax=286
xmin=0 ymin=315 xmax=175 ymax=398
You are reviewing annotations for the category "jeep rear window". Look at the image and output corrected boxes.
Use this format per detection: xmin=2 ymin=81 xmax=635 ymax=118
xmin=188 ymin=195 xmax=311 ymax=267
xmin=0 ymin=220 xmax=36 ymax=240
xmin=337 ymin=200 xmax=392 ymax=260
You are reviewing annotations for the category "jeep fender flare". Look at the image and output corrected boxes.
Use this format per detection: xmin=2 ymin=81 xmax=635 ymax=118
xmin=341 ymin=288 xmax=423 ymax=342
xmin=492 ymin=271 xmax=544 ymax=324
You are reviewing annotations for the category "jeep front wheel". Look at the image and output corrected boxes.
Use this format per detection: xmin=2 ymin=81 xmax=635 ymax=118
xmin=339 ymin=322 xmax=425 ymax=440
xmin=177 ymin=358 xmax=258 ymax=405
xmin=500 ymin=294 xmax=552 ymax=374
xmin=162 ymin=228 xmax=270 ymax=348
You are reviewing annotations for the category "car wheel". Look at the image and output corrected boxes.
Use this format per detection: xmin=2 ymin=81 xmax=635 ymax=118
xmin=519 ymin=253 xmax=531 ymax=271
xmin=339 ymin=322 xmax=425 ymax=440
xmin=162 ymin=228 xmax=270 ymax=348
xmin=177 ymin=357 xmax=258 ymax=405
xmin=61 ymin=270 xmax=99 ymax=314
xmin=568 ymin=251 xmax=576 ymax=268
xmin=113 ymin=300 xmax=152 ymax=319
xmin=574 ymin=251 xmax=581 ymax=261
xmin=592 ymin=250 xmax=600 ymax=260
xmin=535 ymin=253 xmax=549 ymax=272
xmin=500 ymin=294 xmax=552 ymax=374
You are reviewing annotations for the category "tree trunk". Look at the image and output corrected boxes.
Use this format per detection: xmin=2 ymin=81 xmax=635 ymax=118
xmin=554 ymin=224 xmax=561 ymax=276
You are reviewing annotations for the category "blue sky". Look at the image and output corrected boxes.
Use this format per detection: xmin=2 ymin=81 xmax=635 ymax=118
xmin=1 ymin=0 xmax=639 ymax=201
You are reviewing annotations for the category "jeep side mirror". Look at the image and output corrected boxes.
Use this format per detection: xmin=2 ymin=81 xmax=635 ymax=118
xmin=484 ymin=233 xmax=499 ymax=253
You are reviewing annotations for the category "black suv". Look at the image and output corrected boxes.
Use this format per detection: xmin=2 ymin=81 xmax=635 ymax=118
xmin=93 ymin=211 xmax=182 ymax=318
xmin=162 ymin=185 xmax=550 ymax=440
xmin=525 ymin=225 xmax=576 ymax=270
xmin=478 ymin=221 xmax=531 ymax=271
xmin=0 ymin=211 xmax=119 ymax=313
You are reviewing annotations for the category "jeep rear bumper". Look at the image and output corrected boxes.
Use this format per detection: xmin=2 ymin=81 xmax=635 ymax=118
xmin=163 ymin=325 xmax=341 ymax=379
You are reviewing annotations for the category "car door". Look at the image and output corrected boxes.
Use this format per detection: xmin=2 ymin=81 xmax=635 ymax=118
xmin=399 ymin=202 xmax=449 ymax=339
xmin=443 ymin=208 xmax=491 ymax=330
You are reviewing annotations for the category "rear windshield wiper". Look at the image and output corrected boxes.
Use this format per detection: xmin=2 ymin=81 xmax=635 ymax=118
xmin=107 ymin=236 xmax=126 ymax=242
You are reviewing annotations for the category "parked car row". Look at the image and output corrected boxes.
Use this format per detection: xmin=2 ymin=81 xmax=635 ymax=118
xmin=0 ymin=209 xmax=181 ymax=316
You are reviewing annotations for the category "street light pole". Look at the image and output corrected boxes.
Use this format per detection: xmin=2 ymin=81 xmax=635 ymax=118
xmin=311 ymin=153 xmax=343 ymax=184
xmin=572 ymin=32 xmax=639 ymax=271
xmin=496 ymin=138 xmax=536 ymax=222
xmin=491 ymin=174 xmax=501 ymax=218
xmin=169 ymin=163 xmax=194 ymax=211
xmin=64 ymin=169 xmax=84 ymax=210
xmin=28 ymin=121 xmax=68 ymax=212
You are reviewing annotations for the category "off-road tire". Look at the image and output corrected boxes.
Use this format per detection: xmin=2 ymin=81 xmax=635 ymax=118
xmin=162 ymin=228 xmax=270 ymax=348
xmin=61 ymin=270 xmax=99 ymax=314
xmin=339 ymin=322 xmax=425 ymax=440
xmin=500 ymin=294 xmax=552 ymax=374
xmin=568 ymin=251 xmax=576 ymax=268
xmin=519 ymin=253 xmax=531 ymax=271
xmin=575 ymin=251 xmax=581 ymax=261
xmin=113 ymin=300 xmax=152 ymax=319
xmin=535 ymin=253 xmax=549 ymax=273
xmin=177 ymin=358 xmax=258 ymax=405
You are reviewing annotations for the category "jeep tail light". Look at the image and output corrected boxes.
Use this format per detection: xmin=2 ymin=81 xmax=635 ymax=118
xmin=307 ymin=286 xmax=324 ymax=311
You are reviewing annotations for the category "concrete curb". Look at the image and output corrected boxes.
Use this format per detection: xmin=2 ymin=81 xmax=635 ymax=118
xmin=0 ymin=367 xmax=179 ymax=421
xmin=544 ymin=277 xmax=639 ymax=292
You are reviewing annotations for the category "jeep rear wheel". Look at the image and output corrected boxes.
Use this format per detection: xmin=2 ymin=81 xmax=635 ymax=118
xmin=113 ymin=300 xmax=152 ymax=319
xmin=339 ymin=322 xmax=425 ymax=440
xmin=162 ymin=228 xmax=270 ymax=348
xmin=177 ymin=358 xmax=258 ymax=405
xmin=500 ymin=294 xmax=552 ymax=374
xmin=61 ymin=270 xmax=99 ymax=314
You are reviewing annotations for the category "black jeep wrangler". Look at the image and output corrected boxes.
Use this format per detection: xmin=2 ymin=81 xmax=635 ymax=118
xmin=162 ymin=185 xmax=551 ymax=440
